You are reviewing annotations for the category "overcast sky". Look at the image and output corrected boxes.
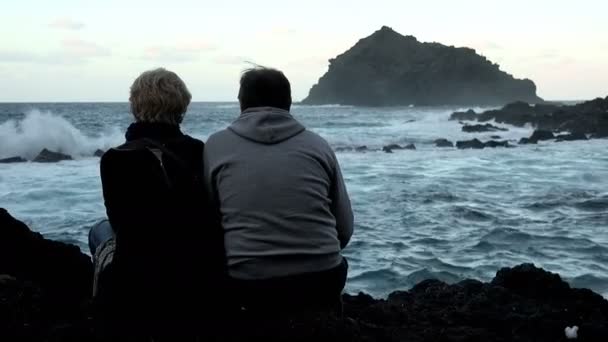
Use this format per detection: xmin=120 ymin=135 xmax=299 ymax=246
xmin=1 ymin=0 xmax=606 ymax=102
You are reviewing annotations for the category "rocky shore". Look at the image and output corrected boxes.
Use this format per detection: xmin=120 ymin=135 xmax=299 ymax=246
xmin=2 ymin=208 xmax=608 ymax=341
xmin=451 ymin=97 xmax=608 ymax=138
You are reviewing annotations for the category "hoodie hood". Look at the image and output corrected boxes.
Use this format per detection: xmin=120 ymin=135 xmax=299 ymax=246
xmin=228 ymin=107 xmax=305 ymax=144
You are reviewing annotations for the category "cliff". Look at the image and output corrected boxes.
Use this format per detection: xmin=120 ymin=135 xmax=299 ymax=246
xmin=303 ymin=26 xmax=543 ymax=106
xmin=2 ymin=208 xmax=607 ymax=341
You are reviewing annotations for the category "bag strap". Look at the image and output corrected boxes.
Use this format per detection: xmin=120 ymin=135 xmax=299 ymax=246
xmin=115 ymin=138 xmax=200 ymax=188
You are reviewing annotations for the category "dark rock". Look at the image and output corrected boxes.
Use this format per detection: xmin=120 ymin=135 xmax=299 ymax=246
xmin=355 ymin=145 xmax=368 ymax=152
xmin=484 ymin=140 xmax=510 ymax=148
xmin=404 ymin=143 xmax=416 ymax=150
xmin=335 ymin=147 xmax=353 ymax=152
xmin=382 ymin=144 xmax=403 ymax=153
xmin=530 ymin=130 xmax=555 ymax=141
xmin=434 ymin=138 xmax=454 ymax=148
xmin=0 ymin=208 xmax=92 ymax=338
xmin=93 ymin=149 xmax=105 ymax=157
xmin=2 ymin=212 xmax=608 ymax=341
xmin=462 ymin=123 xmax=508 ymax=133
xmin=302 ymin=26 xmax=543 ymax=106
xmin=0 ymin=156 xmax=27 ymax=163
xmin=469 ymin=96 xmax=608 ymax=137
xmin=490 ymin=135 xmax=502 ymax=139
xmin=555 ymin=132 xmax=588 ymax=142
xmin=32 ymin=149 xmax=72 ymax=163
xmin=518 ymin=137 xmax=537 ymax=145
xmin=450 ymin=109 xmax=478 ymax=121
xmin=456 ymin=139 xmax=485 ymax=149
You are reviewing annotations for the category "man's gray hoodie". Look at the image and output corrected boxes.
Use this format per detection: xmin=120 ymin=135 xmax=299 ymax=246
xmin=204 ymin=107 xmax=354 ymax=280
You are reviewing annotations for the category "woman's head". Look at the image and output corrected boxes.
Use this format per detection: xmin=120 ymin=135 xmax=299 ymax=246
xmin=129 ymin=68 xmax=192 ymax=125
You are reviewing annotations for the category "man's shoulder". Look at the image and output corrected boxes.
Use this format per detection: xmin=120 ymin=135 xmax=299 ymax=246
xmin=206 ymin=129 xmax=234 ymax=144
xmin=298 ymin=130 xmax=334 ymax=153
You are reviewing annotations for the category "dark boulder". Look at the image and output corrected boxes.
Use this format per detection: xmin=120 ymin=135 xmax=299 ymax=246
xmin=555 ymin=132 xmax=588 ymax=142
xmin=335 ymin=147 xmax=353 ymax=152
xmin=32 ymin=149 xmax=72 ymax=163
xmin=0 ymin=156 xmax=27 ymax=163
xmin=450 ymin=109 xmax=478 ymax=121
xmin=484 ymin=140 xmax=510 ymax=148
xmin=355 ymin=145 xmax=368 ymax=152
xmin=530 ymin=130 xmax=555 ymax=141
xmin=462 ymin=123 xmax=508 ymax=133
xmin=434 ymin=138 xmax=454 ymax=148
xmin=0 ymin=208 xmax=92 ymax=337
xmin=93 ymin=149 xmax=105 ymax=157
xmin=383 ymin=143 xmax=415 ymax=153
xmin=302 ymin=26 xmax=543 ymax=106
xmin=518 ymin=137 xmax=538 ymax=145
xmin=382 ymin=144 xmax=403 ymax=153
xmin=456 ymin=139 xmax=485 ymax=149
xmin=490 ymin=135 xmax=502 ymax=139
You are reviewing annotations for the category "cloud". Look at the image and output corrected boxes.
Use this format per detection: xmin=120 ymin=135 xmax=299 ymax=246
xmin=141 ymin=41 xmax=217 ymax=62
xmin=213 ymin=55 xmax=252 ymax=65
xmin=49 ymin=18 xmax=85 ymax=30
xmin=61 ymin=39 xmax=110 ymax=57
xmin=0 ymin=39 xmax=110 ymax=65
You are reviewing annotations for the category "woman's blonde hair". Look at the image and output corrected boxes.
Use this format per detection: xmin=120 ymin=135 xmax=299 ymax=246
xmin=129 ymin=68 xmax=192 ymax=125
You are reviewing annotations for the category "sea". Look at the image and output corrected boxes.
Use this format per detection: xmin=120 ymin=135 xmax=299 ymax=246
xmin=1 ymin=102 xmax=607 ymax=298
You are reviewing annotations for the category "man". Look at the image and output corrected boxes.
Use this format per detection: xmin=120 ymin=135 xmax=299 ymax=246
xmin=204 ymin=67 xmax=354 ymax=314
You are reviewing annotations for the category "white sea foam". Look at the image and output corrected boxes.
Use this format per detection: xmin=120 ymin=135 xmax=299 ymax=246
xmin=0 ymin=110 xmax=123 ymax=159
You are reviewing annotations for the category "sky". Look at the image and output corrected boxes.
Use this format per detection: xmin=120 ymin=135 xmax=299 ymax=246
xmin=1 ymin=0 xmax=607 ymax=102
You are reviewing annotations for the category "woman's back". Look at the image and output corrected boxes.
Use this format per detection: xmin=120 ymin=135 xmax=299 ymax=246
xmin=97 ymin=122 xmax=224 ymax=335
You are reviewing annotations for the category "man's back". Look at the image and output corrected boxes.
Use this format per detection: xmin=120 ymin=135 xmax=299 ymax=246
xmin=205 ymin=107 xmax=353 ymax=280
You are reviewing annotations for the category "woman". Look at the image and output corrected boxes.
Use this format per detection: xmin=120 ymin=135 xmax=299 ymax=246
xmin=89 ymin=68 xmax=224 ymax=338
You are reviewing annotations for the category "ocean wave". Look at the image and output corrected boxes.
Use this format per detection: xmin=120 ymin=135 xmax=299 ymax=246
xmin=0 ymin=110 xmax=123 ymax=159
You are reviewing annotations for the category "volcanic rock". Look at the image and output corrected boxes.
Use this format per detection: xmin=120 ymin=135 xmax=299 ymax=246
xmin=0 ymin=157 xmax=27 ymax=163
xmin=33 ymin=149 xmax=72 ymax=163
xmin=303 ymin=26 xmax=542 ymax=106
xmin=456 ymin=139 xmax=485 ymax=149
xmin=434 ymin=139 xmax=454 ymax=148
xmin=462 ymin=123 xmax=508 ymax=133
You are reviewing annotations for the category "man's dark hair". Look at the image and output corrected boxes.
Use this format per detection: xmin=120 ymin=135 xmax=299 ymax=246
xmin=238 ymin=67 xmax=292 ymax=111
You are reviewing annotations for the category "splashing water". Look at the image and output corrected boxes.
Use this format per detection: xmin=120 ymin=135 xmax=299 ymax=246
xmin=0 ymin=110 xmax=123 ymax=159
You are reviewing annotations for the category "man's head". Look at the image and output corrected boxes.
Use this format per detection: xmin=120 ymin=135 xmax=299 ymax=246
xmin=129 ymin=68 xmax=192 ymax=125
xmin=238 ymin=67 xmax=292 ymax=112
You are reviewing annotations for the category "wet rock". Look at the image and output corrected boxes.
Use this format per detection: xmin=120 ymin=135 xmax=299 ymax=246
xmin=32 ymin=149 xmax=72 ymax=163
xmin=355 ymin=145 xmax=368 ymax=152
xmin=490 ymin=135 xmax=502 ymax=139
xmin=462 ymin=96 xmax=608 ymax=137
xmin=382 ymin=144 xmax=403 ymax=153
xmin=530 ymin=130 xmax=555 ymax=141
xmin=456 ymin=139 xmax=485 ymax=149
xmin=94 ymin=149 xmax=105 ymax=157
xmin=462 ymin=123 xmax=508 ymax=133
xmin=434 ymin=138 xmax=454 ymax=148
xmin=555 ymin=132 xmax=588 ymax=142
xmin=484 ymin=140 xmax=511 ymax=148
xmin=404 ymin=143 xmax=416 ymax=150
xmin=450 ymin=109 xmax=478 ymax=121
xmin=0 ymin=156 xmax=27 ymax=163
xmin=518 ymin=137 xmax=538 ymax=145
xmin=335 ymin=147 xmax=353 ymax=152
